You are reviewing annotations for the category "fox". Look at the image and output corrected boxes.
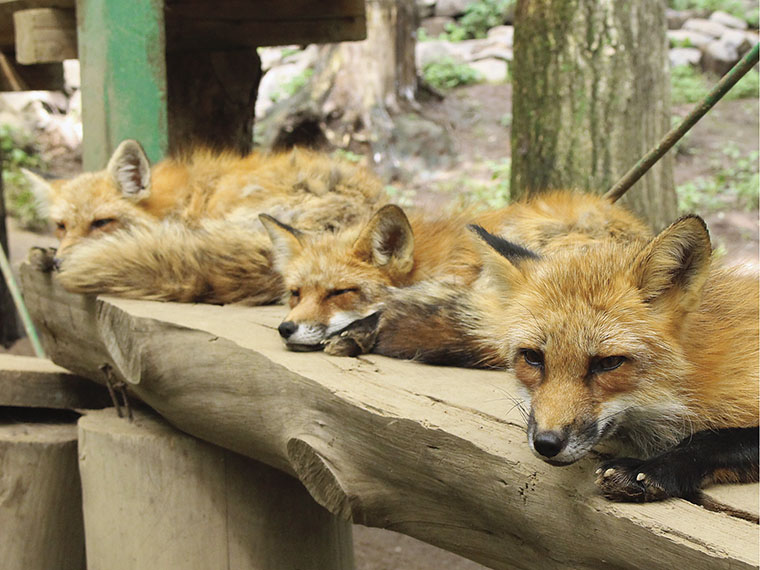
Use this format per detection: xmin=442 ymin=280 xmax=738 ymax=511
xmin=24 ymin=139 xmax=386 ymax=303
xmin=260 ymin=190 xmax=651 ymax=353
xmin=372 ymin=215 xmax=759 ymax=510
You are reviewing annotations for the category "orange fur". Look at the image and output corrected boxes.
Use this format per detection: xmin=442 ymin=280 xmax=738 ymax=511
xmin=262 ymin=190 xmax=651 ymax=351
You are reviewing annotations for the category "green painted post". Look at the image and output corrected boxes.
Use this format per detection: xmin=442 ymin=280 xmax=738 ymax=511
xmin=76 ymin=0 xmax=168 ymax=169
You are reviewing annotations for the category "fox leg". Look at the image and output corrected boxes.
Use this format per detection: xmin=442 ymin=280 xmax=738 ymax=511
xmin=323 ymin=312 xmax=381 ymax=357
xmin=596 ymin=426 xmax=759 ymax=506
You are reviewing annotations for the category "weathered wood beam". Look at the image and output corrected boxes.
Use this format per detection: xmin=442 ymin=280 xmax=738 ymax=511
xmin=80 ymin=408 xmax=354 ymax=570
xmin=18 ymin=262 xmax=760 ymax=570
xmin=0 ymin=419 xmax=85 ymax=570
xmin=0 ymin=0 xmax=74 ymax=50
xmin=0 ymin=354 xmax=110 ymax=409
xmin=13 ymin=8 xmax=76 ymax=64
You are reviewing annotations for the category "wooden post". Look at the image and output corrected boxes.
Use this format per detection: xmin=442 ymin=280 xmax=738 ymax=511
xmin=0 ymin=418 xmax=85 ymax=570
xmin=79 ymin=408 xmax=354 ymax=570
xmin=0 ymin=146 xmax=19 ymax=347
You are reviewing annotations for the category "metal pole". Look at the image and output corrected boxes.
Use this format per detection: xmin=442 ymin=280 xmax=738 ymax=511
xmin=604 ymin=42 xmax=760 ymax=203
xmin=0 ymin=245 xmax=45 ymax=357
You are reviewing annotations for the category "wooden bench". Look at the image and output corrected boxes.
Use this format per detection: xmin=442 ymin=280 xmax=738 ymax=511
xmin=7 ymin=261 xmax=757 ymax=570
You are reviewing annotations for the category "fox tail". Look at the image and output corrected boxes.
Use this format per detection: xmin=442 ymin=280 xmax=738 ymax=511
xmin=55 ymin=220 xmax=283 ymax=305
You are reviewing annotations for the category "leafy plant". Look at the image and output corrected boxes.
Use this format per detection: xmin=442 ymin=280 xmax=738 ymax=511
xmin=0 ymin=125 xmax=46 ymax=230
xmin=445 ymin=159 xmax=511 ymax=209
xmin=270 ymin=68 xmax=314 ymax=103
xmin=423 ymin=58 xmax=482 ymax=90
xmin=444 ymin=0 xmax=514 ymax=41
xmin=671 ymin=65 xmax=709 ymax=104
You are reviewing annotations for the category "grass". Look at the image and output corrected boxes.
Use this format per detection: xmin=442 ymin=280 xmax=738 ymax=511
xmin=423 ymin=58 xmax=482 ymax=90
xmin=671 ymin=65 xmax=759 ymax=105
xmin=677 ymin=144 xmax=759 ymax=213
xmin=0 ymin=125 xmax=47 ymax=230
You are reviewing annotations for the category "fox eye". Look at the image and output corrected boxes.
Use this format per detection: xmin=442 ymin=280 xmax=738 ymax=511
xmin=327 ymin=287 xmax=359 ymax=298
xmin=55 ymin=222 xmax=65 ymax=231
xmin=521 ymin=349 xmax=544 ymax=368
xmin=90 ymin=218 xmax=115 ymax=230
xmin=290 ymin=289 xmax=300 ymax=297
xmin=592 ymin=355 xmax=626 ymax=373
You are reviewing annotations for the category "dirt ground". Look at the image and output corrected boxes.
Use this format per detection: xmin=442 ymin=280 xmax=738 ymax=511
xmin=3 ymin=79 xmax=758 ymax=570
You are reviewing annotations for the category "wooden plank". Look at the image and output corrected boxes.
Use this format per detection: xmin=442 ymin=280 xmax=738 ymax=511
xmin=166 ymin=17 xmax=367 ymax=50
xmin=0 ymin=420 xmax=85 ymax=570
xmin=0 ymin=0 xmax=74 ymax=49
xmin=13 ymin=8 xmax=76 ymax=64
xmin=79 ymin=407 xmax=354 ymax=570
xmin=0 ymin=52 xmax=63 ymax=90
xmin=18 ymin=262 xmax=760 ymax=570
xmin=77 ymin=0 xmax=168 ymax=169
xmin=0 ymin=353 xmax=110 ymax=409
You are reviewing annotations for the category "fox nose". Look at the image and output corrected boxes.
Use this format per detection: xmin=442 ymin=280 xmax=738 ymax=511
xmin=278 ymin=321 xmax=297 ymax=339
xmin=533 ymin=430 xmax=566 ymax=458
xmin=52 ymin=257 xmax=63 ymax=271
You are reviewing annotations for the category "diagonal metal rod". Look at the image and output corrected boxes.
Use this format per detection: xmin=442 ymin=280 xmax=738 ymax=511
xmin=604 ymin=41 xmax=760 ymax=203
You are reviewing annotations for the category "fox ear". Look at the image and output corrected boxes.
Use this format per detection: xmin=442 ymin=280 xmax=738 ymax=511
xmin=469 ymin=224 xmax=538 ymax=288
xmin=107 ymin=140 xmax=151 ymax=201
xmin=633 ymin=215 xmax=712 ymax=312
xmin=260 ymin=214 xmax=304 ymax=274
xmin=352 ymin=205 xmax=415 ymax=281
xmin=21 ymin=168 xmax=54 ymax=215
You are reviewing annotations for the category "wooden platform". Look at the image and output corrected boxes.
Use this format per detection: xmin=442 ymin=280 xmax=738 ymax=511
xmin=16 ymin=261 xmax=759 ymax=570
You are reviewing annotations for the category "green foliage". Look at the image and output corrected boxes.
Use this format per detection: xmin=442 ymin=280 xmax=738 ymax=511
xmin=423 ymin=58 xmax=482 ymax=90
xmin=667 ymin=0 xmax=757 ymax=27
xmin=270 ymin=69 xmax=314 ymax=103
xmin=384 ymin=184 xmax=417 ymax=208
xmin=332 ymin=148 xmax=364 ymax=164
xmin=677 ymin=144 xmax=759 ymax=213
xmin=671 ymin=65 xmax=760 ymax=105
xmin=444 ymin=159 xmax=511 ymax=209
xmin=0 ymin=125 xmax=47 ymax=230
xmin=444 ymin=0 xmax=514 ymax=41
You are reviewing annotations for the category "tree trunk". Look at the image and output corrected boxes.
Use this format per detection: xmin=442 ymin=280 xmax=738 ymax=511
xmin=260 ymin=0 xmax=435 ymax=176
xmin=511 ymin=0 xmax=677 ymax=229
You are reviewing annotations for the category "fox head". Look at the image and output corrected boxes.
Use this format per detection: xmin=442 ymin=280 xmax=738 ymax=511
xmin=471 ymin=216 xmax=713 ymax=464
xmin=24 ymin=140 xmax=154 ymax=260
xmin=260 ymin=205 xmax=416 ymax=351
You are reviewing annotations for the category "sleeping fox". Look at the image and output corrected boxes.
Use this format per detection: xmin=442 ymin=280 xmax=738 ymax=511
xmin=260 ymin=190 xmax=651 ymax=352
xmin=25 ymin=140 xmax=386 ymax=304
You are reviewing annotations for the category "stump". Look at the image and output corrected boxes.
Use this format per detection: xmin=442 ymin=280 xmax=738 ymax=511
xmin=0 ymin=416 xmax=85 ymax=570
xmin=78 ymin=407 xmax=354 ymax=570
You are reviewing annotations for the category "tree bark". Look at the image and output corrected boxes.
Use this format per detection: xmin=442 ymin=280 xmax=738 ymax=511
xmin=511 ymin=0 xmax=677 ymax=229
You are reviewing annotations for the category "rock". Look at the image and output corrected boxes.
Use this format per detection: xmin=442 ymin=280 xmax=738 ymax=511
xmin=667 ymin=29 xmax=713 ymax=49
xmin=709 ymin=10 xmax=748 ymax=30
xmin=62 ymin=59 xmax=80 ymax=93
xmin=666 ymin=9 xmax=696 ymax=29
xmin=416 ymin=40 xmax=463 ymax=69
xmin=683 ymin=18 xmax=728 ymax=39
xmin=721 ymin=29 xmax=752 ymax=57
xmin=471 ymin=46 xmax=513 ymax=62
xmin=669 ymin=47 xmax=702 ymax=67
xmin=468 ymin=58 xmax=507 ymax=83
xmin=435 ymin=0 xmax=474 ymax=18
xmin=255 ymin=61 xmax=312 ymax=117
xmin=702 ymin=39 xmax=739 ymax=75
xmin=420 ymin=16 xmax=455 ymax=38
xmin=487 ymin=25 xmax=514 ymax=47
xmin=417 ymin=0 xmax=437 ymax=19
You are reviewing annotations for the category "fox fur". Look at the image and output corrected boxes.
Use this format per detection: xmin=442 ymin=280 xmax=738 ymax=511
xmin=262 ymin=190 xmax=651 ymax=351
xmin=26 ymin=140 xmax=386 ymax=303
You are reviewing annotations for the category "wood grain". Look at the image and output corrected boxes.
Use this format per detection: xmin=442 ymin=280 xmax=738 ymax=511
xmin=19 ymin=262 xmax=760 ymax=570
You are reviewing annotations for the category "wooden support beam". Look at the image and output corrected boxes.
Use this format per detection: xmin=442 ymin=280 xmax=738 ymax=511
xmin=0 ymin=418 xmax=85 ymax=570
xmin=77 ymin=0 xmax=168 ymax=169
xmin=79 ymin=408 xmax=354 ymax=570
xmin=0 ymin=354 xmax=110 ymax=409
xmin=18 ymin=262 xmax=760 ymax=570
xmin=0 ymin=0 xmax=75 ymax=50
xmin=13 ymin=8 xmax=76 ymax=64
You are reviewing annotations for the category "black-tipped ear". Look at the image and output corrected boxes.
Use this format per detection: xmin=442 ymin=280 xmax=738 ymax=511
xmin=633 ymin=215 xmax=712 ymax=312
xmin=260 ymin=214 xmax=305 ymax=274
xmin=468 ymin=225 xmax=540 ymax=264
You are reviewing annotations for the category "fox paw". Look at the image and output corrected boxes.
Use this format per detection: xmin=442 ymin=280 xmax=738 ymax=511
xmin=27 ymin=247 xmax=57 ymax=272
xmin=323 ymin=312 xmax=380 ymax=357
xmin=595 ymin=457 xmax=671 ymax=502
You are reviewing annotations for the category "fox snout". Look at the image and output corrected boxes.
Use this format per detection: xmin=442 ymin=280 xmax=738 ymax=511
xmin=278 ymin=321 xmax=297 ymax=339
xmin=527 ymin=412 xmax=603 ymax=466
